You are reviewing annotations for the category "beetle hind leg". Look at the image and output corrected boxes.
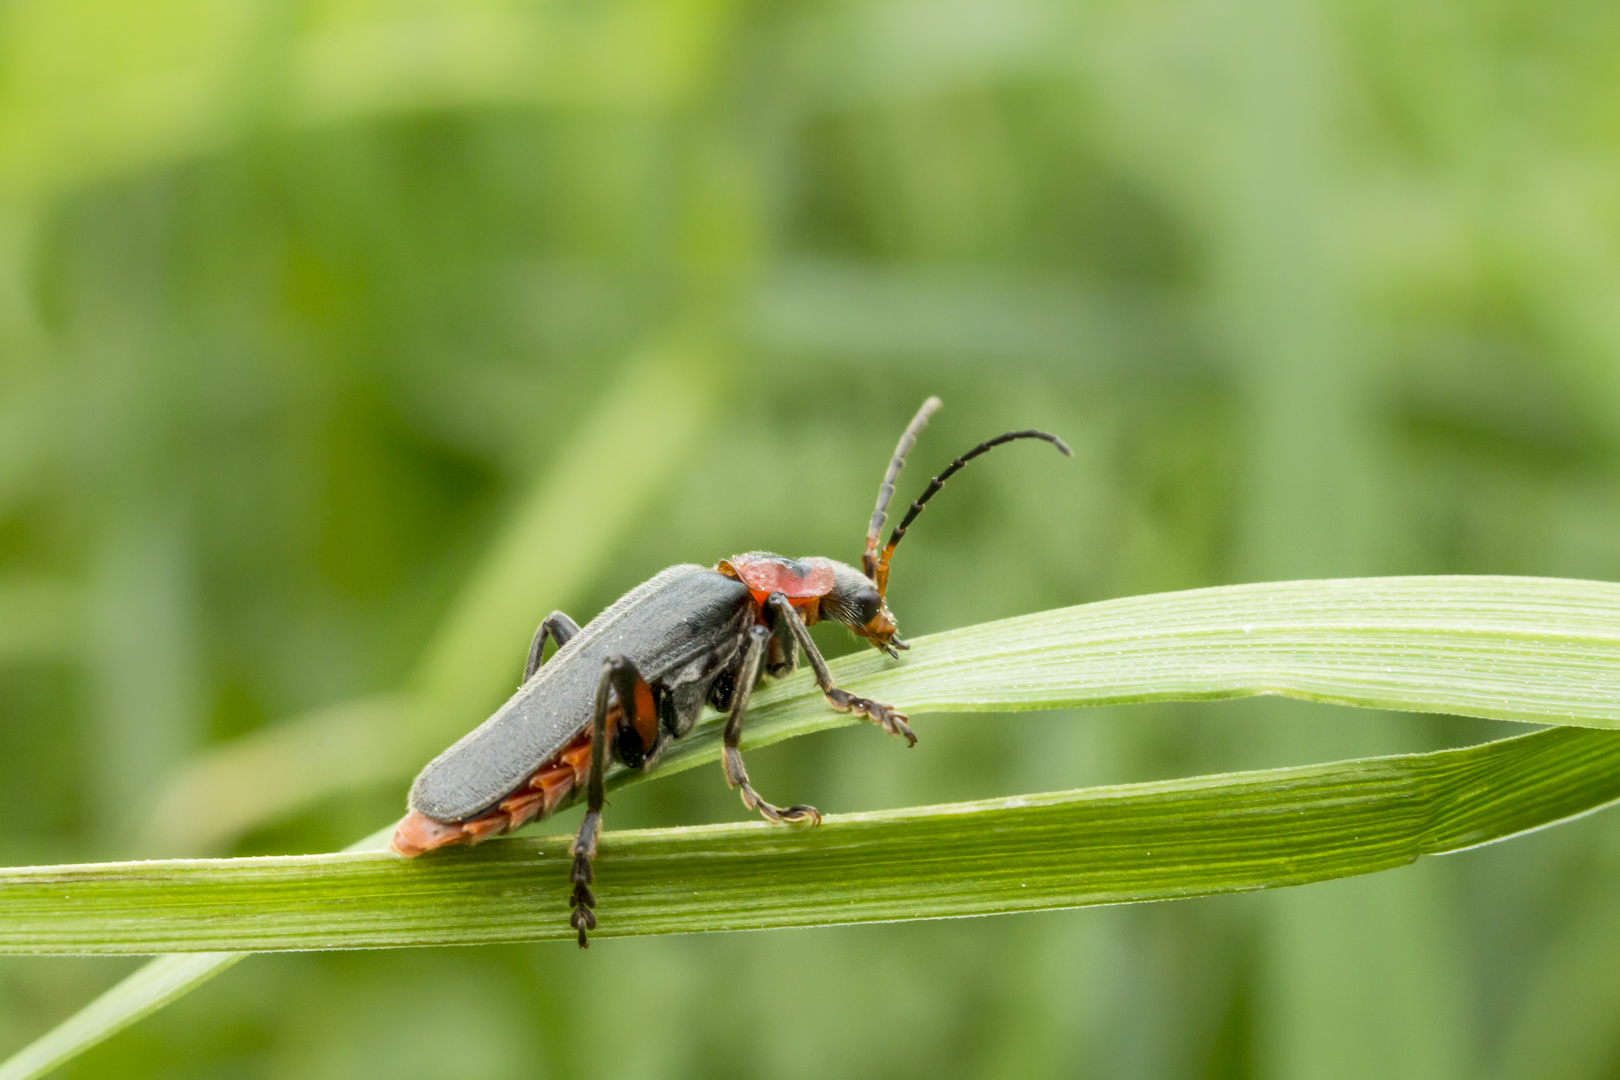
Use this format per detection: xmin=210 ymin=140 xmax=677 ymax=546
xmin=569 ymin=654 xmax=656 ymax=947
xmin=525 ymin=611 xmax=582 ymax=683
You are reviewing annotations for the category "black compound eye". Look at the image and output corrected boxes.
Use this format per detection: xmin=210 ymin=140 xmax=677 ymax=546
xmin=854 ymin=585 xmax=883 ymax=625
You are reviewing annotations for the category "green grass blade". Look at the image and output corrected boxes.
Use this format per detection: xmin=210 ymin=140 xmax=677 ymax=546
xmin=644 ymin=574 xmax=1620 ymax=786
xmin=0 ymin=828 xmax=397 ymax=1080
xmin=2 ymin=727 xmax=1619 ymax=954
xmin=0 ymin=955 xmax=245 ymax=1080
xmin=9 ymin=573 xmax=1620 ymax=1075
xmin=835 ymin=574 xmax=1620 ymax=726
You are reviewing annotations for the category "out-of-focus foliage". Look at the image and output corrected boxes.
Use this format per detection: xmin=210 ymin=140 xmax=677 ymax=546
xmin=0 ymin=0 xmax=1618 ymax=1075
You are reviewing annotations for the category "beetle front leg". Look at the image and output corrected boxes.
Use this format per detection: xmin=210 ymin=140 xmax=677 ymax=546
xmin=524 ymin=611 xmax=582 ymax=682
xmin=765 ymin=592 xmax=915 ymax=745
xmin=569 ymin=654 xmax=649 ymax=948
xmin=764 ymin=602 xmax=798 ymax=678
xmin=722 ymin=625 xmax=820 ymax=825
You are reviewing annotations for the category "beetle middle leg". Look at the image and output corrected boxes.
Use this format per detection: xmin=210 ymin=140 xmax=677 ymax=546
xmin=569 ymin=653 xmax=652 ymax=948
xmin=723 ymin=625 xmax=820 ymax=825
xmin=765 ymin=591 xmax=915 ymax=745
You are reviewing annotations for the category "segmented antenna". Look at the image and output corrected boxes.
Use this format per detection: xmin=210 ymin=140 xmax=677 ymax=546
xmin=863 ymin=396 xmax=943 ymax=578
xmin=874 ymin=429 xmax=1072 ymax=596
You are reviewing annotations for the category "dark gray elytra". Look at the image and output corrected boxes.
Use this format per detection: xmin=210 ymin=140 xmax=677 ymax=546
xmin=408 ymin=565 xmax=752 ymax=822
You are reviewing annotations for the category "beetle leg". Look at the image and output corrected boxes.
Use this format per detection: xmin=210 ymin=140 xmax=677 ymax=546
xmin=569 ymin=654 xmax=649 ymax=948
xmin=723 ymin=625 xmax=820 ymax=826
xmin=765 ymin=591 xmax=915 ymax=746
xmin=765 ymin=607 xmax=798 ymax=678
xmin=524 ymin=611 xmax=582 ymax=682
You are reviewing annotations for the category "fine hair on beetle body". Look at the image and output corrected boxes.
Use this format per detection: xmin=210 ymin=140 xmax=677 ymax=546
xmin=391 ymin=396 xmax=1071 ymax=946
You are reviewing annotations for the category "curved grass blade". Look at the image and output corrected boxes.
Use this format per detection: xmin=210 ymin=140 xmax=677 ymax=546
xmin=0 ymin=954 xmax=245 ymax=1080
xmin=2 ymin=727 xmax=1619 ymax=953
xmin=0 ymin=827 xmax=396 ymax=1080
xmin=9 ymin=573 xmax=1620 ymax=1075
xmin=644 ymin=574 xmax=1620 ymax=784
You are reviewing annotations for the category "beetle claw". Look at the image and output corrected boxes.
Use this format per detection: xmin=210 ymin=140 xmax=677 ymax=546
xmin=888 ymin=713 xmax=918 ymax=746
xmin=778 ymin=804 xmax=822 ymax=825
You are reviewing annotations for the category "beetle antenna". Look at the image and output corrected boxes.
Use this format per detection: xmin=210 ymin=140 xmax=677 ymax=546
xmin=863 ymin=396 xmax=943 ymax=579
xmin=874 ymin=429 xmax=1072 ymax=596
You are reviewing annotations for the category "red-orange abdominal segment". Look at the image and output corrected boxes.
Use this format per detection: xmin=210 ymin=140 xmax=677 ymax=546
xmin=390 ymin=726 xmax=598 ymax=857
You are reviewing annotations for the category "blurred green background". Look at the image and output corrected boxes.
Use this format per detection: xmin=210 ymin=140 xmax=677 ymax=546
xmin=2 ymin=0 xmax=1620 ymax=1076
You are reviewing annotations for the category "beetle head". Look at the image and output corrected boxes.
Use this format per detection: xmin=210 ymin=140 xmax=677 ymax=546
xmin=823 ymin=560 xmax=904 ymax=657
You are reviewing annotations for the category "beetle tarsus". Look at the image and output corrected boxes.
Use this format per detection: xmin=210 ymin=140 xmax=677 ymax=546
xmin=569 ymin=879 xmax=597 ymax=950
xmin=726 ymin=747 xmax=821 ymax=825
xmin=764 ymin=592 xmax=916 ymax=745
xmin=735 ymin=772 xmax=821 ymax=825
xmin=568 ymin=820 xmax=599 ymax=946
xmin=825 ymin=688 xmax=916 ymax=746
xmin=738 ymin=780 xmax=822 ymax=826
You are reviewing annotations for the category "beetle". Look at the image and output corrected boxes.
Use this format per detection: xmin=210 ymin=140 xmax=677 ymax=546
xmin=391 ymin=396 xmax=1070 ymax=946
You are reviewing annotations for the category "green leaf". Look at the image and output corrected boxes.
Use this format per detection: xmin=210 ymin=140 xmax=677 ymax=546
xmin=7 ymin=573 xmax=1620 ymax=1077
xmin=3 ymin=727 xmax=1620 ymax=954
xmin=0 ymin=955 xmax=246 ymax=1080
xmin=646 ymin=573 xmax=1620 ymax=787
xmin=0 ymin=829 xmax=397 ymax=1080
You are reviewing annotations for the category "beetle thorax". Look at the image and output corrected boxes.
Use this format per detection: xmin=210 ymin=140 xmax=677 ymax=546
xmin=716 ymin=551 xmax=899 ymax=652
xmin=717 ymin=552 xmax=834 ymax=621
